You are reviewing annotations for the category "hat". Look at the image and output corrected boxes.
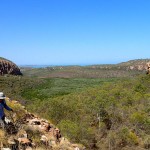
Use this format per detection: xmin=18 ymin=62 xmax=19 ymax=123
xmin=0 ymin=92 xmax=6 ymax=99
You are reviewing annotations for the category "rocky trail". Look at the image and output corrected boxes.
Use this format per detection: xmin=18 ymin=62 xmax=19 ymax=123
xmin=0 ymin=99 xmax=84 ymax=150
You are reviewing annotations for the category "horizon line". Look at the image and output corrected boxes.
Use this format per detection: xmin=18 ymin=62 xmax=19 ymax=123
xmin=18 ymin=58 xmax=150 ymax=67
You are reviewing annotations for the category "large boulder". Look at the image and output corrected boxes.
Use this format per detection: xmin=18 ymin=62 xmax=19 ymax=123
xmin=0 ymin=57 xmax=22 ymax=75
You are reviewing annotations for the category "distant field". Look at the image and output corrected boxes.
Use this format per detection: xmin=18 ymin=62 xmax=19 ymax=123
xmin=21 ymin=65 xmax=142 ymax=78
xmin=0 ymin=75 xmax=119 ymax=102
xmin=22 ymin=77 xmax=120 ymax=101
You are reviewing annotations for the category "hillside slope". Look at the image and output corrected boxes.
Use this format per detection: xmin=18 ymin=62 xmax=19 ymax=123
xmin=0 ymin=98 xmax=84 ymax=150
xmin=0 ymin=74 xmax=150 ymax=149
xmin=23 ymin=75 xmax=150 ymax=150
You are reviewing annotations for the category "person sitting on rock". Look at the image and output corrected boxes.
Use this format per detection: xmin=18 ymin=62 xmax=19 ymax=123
xmin=0 ymin=92 xmax=13 ymax=129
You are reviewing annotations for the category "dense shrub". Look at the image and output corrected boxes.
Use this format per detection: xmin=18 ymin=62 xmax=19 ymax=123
xmin=0 ymin=75 xmax=150 ymax=149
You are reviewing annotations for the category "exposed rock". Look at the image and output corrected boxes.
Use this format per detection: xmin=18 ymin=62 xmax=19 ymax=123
xmin=146 ymin=62 xmax=150 ymax=74
xmin=74 ymin=147 xmax=80 ymax=150
xmin=18 ymin=137 xmax=31 ymax=145
xmin=0 ymin=57 xmax=22 ymax=75
xmin=7 ymin=137 xmax=16 ymax=145
xmin=17 ymin=129 xmax=28 ymax=138
xmin=25 ymin=146 xmax=33 ymax=150
xmin=40 ymin=135 xmax=48 ymax=145
xmin=72 ymin=144 xmax=81 ymax=148
xmin=40 ymin=121 xmax=51 ymax=132
xmin=29 ymin=118 xmax=41 ymax=125
xmin=53 ymin=128 xmax=61 ymax=142
xmin=1 ymin=99 xmax=84 ymax=150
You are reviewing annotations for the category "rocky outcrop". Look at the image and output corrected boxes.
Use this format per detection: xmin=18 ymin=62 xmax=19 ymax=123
xmin=4 ymin=112 xmax=83 ymax=150
xmin=0 ymin=99 xmax=84 ymax=150
xmin=118 ymin=59 xmax=150 ymax=71
xmin=0 ymin=57 xmax=22 ymax=75
xmin=146 ymin=62 xmax=150 ymax=74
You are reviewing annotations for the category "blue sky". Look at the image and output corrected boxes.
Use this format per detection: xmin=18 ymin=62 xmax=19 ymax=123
xmin=0 ymin=0 xmax=150 ymax=65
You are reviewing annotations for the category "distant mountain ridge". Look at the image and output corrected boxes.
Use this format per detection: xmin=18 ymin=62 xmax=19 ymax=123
xmin=20 ymin=59 xmax=150 ymax=78
xmin=87 ymin=58 xmax=149 ymax=66
xmin=20 ymin=59 xmax=150 ymax=69
xmin=0 ymin=57 xmax=22 ymax=75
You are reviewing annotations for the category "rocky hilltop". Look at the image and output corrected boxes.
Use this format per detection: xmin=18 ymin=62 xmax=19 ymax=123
xmin=117 ymin=59 xmax=150 ymax=71
xmin=0 ymin=57 xmax=22 ymax=76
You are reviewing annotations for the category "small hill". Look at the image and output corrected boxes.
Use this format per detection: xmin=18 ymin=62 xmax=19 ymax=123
xmin=117 ymin=59 xmax=150 ymax=70
xmin=0 ymin=57 xmax=22 ymax=76
xmin=86 ymin=59 xmax=150 ymax=70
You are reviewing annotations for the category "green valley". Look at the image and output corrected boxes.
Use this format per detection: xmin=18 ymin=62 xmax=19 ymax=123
xmin=0 ymin=73 xmax=150 ymax=149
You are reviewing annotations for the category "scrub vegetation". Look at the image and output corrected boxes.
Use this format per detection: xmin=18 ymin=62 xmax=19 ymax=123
xmin=24 ymin=75 xmax=150 ymax=150
xmin=0 ymin=73 xmax=150 ymax=149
